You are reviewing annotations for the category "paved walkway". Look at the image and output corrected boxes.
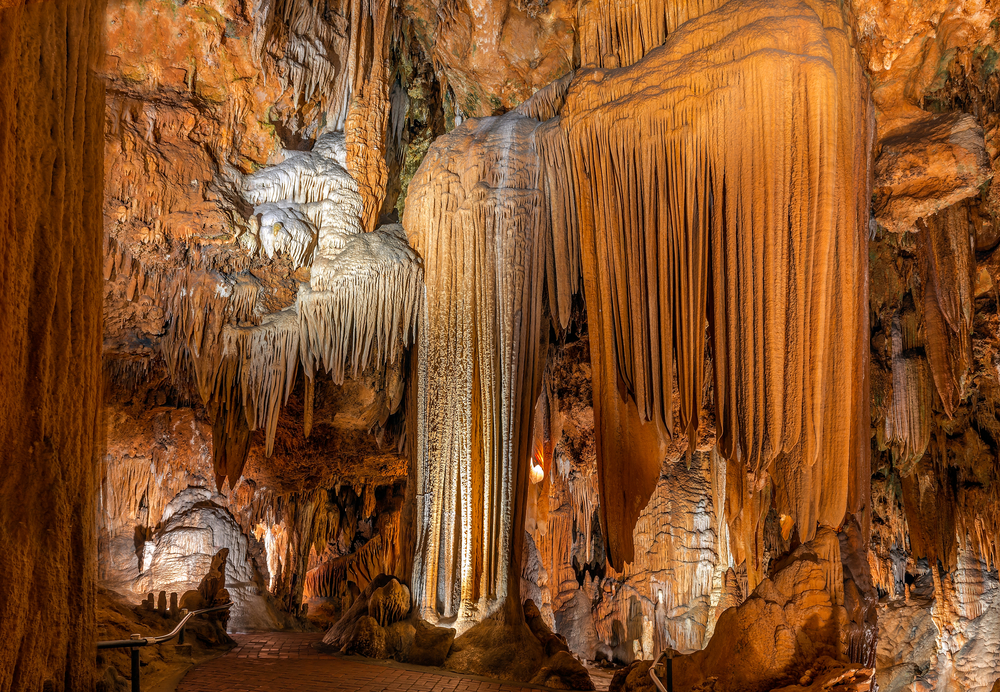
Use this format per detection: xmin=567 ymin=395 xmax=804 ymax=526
xmin=176 ymin=632 xmax=564 ymax=692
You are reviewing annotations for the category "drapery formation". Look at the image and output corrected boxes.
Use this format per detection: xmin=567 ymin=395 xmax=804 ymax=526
xmin=403 ymin=112 xmax=562 ymax=626
xmin=561 ymin=0 xmax=873 ymax=569
xmin=404 ymin=0 xmax=874 ymax=603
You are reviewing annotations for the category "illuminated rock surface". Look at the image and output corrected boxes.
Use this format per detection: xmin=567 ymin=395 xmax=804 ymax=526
xmin=8 ymin=0 xmax=1000 ymax=690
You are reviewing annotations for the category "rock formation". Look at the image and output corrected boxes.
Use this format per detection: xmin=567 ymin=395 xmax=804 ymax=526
xmin=10 ymin=0 xmax=1000 ymax=690
xmin=0 ymin=1 xmax=105 ymax=690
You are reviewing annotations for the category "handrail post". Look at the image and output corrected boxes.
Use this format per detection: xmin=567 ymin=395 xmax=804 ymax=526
xmin=97 ymin=602 xmax=231 ymax=689
xmin=130 ymin=645 xmax=140 ymax=692
xmin=178 ymin=608 xmax=188 ymax=646
xmin=666 ymin=649 xmax=673 ymax=692
xmin=649 ymin=648 xmax=676 ymax=692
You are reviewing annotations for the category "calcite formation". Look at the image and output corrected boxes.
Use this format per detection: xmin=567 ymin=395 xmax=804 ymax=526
xmin=404 ymin=108 xmax=554 ymax=627
xmin=565 ymin=0 xmax=873 ymax=570
xmin=11 ymin=0 xmax=1000 ymax=690
xmin=403 ymin=0 xmax=874 ymax=639
xmin=0 ymin=1 xmax=105 ymax=690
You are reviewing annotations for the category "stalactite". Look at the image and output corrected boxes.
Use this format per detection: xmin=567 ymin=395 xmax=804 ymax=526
xmin=223 ymin=310 xmax=301 ymax=457
xmin=301 ymin=225 xmax=423 ymax=384
xmin=251 ymin=0 xmax=350 ymax=113
xmin=902 ymin=450 xmax=960 ymax=572
xmin=343 ymin=0 xmax=397 ymax=230
xmin=245 ymin=150 xmax=360 ymax=208
xmin=304 ymin=374 xmax=315 ymax=438
xmin=304 ymin=502 xmax=401 ymax=598
xmin=254 ymin=202 xmax=319 ymax=269
xmin=161 ymin=269 xmax=232 ymax=405
xmin=576 ymin=0 xmax=725 ymax=69
xmin=916 ymin=203 xmax=975 ymax=418
xmin=252 ymin=0 xmax=399 ymax=230
xmin=879 ymin=312 xmax=933 ymax=472
xmin=134 ymin=126 xmax=424 ymax=490
xmin=560 ymin=0 xmax=873 ymax=567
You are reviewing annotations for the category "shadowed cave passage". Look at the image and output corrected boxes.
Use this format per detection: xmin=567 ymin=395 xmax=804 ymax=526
xmin=4 ymin=0 xmax=1000 ymax=691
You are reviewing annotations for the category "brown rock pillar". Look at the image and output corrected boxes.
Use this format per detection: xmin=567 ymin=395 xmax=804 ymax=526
xmin=0 ymin=0 xmax=105 ymax=689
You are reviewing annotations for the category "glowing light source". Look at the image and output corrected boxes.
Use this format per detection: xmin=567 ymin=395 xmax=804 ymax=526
xmin=530 ymin=462 xmax=545 ymax=485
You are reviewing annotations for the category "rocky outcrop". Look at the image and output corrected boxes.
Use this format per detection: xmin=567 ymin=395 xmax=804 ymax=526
xmin=874 ymin=113 xmax=992 ymax=234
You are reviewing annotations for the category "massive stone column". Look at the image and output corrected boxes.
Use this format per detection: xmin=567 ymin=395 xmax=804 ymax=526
xmin=0 ymin=0 xmax=106 ymax=690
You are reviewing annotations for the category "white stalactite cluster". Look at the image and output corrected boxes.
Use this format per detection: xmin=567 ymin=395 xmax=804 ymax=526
xmin=242 ymin=132 xmax=362 ymax=270
xmin=130 ymin=129 xmax=424 ymax=490
xmin=301 ymin=225 xmax=421 ymax=385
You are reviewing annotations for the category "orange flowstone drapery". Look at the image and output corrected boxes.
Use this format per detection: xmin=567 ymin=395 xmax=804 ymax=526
xmin=561 ymin=0 xmax=873 ymax=570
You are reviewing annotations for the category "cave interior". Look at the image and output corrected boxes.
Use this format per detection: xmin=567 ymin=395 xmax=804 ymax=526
xmin=3 ymin=0 xmax=1000 ymax=690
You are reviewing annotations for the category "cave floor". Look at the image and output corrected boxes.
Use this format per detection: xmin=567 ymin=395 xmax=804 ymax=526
xmin=176 ymin=632 xmax=576 ymax=692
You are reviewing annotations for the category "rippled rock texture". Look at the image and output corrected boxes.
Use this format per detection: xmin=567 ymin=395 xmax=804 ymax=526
xmin=11 ymin=0 xmax=1000 ymax=689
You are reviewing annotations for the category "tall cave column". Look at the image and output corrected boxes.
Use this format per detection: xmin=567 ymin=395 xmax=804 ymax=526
xmin=403 ymin=115 xmax=551 ymax=627
xmin=0 ymin=0 xmax=105 ymax=689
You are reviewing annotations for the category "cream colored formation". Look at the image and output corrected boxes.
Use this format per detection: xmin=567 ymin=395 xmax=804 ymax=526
xmin=404 ymin=112 xmax=553 ymax=628
xmin=105 ymin=131 xmax=423 ymax=490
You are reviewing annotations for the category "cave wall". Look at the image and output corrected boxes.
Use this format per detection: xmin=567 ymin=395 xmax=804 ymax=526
xmin=85 ymin=0 xmax=1000 ymax=689
xmin=0 ymin=1 xmax=105 ymax=689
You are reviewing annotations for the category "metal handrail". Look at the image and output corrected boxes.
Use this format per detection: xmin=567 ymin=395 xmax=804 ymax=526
xmin=97 ymin=603 xmax=232 ymax=692
xmin=649 ymin=649 xmax=675 ymax=692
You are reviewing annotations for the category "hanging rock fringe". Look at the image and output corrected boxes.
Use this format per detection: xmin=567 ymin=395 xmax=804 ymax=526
xmin=300 ymin=226 xmax=422 ymax=384
xmin=404 ymin=114 xmax=553 ymax=627
xmin=576 ymin=0 xmax=726 ymax=69
xmin=916 ymin=204 xmax=975 ymax=418
xmin=402 ymin=0 xmax=874 ymax=612
xmin=559 ymin=0 xmax=874 ymax=567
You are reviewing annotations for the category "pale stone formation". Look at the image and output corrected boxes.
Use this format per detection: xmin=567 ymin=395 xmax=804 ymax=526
xmin=104 ymin=487 xmax=284 ymax=631
xmin=124 ymin=132 xmax=425 ymax=489
xmin=403 ymin=0 xmax=874 ymax=638
xmin=404 ymin=108 xmax=555 ymax=628
xmin=876 ymin=551 xmax=1000 ymax=692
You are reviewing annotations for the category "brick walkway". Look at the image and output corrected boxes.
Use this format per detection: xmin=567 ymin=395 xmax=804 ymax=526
xmin=176 ymin=632 xmax=566 ymax=692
